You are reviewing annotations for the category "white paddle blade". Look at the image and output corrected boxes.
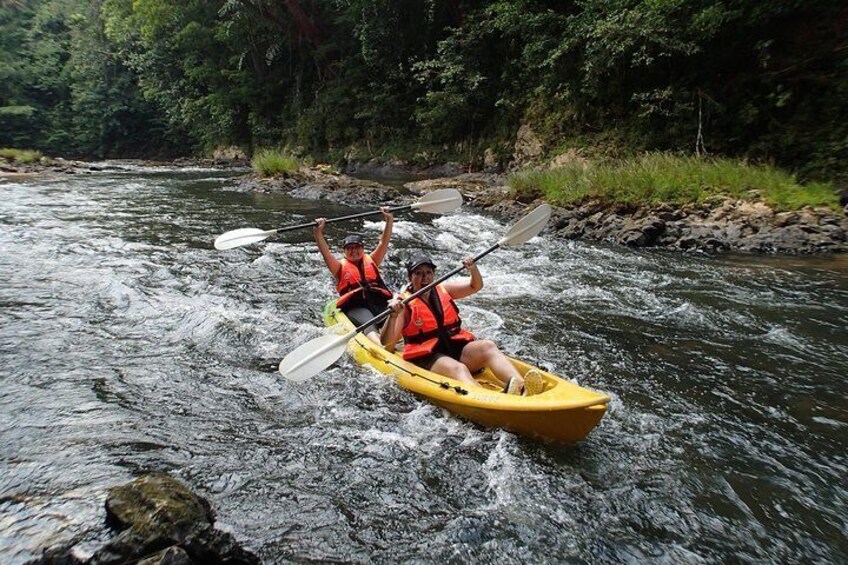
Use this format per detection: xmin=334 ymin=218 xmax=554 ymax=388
xmin=410 ymin=188 xmax=463 ymax=214
xmin=278 ymin=332 xmax=354 ymax=382
xmin=214 ymin=228 xmax=276 ymax=250
xmin=499 ymin=204 xmax=551 ymax=246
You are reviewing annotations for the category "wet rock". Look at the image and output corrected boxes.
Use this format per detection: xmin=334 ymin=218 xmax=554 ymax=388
xmin=230 ymin=166 xmax=848 ymax=255
xmin=617 ymin=217 xmax=666 ymax=247
xmin=137 ymin=546 xmax=192 ymax=565
xmin=344 ymin=157 xmax=412 ymax=177
xmin=35 ymin=473 xmax=259 ymax=565
xmin=420 ymin=162 xmax=465 ymax=177
xmin=233 ymin=167 xmax=399 ymax=204
xmin=104 ymin=473 xmax=214 ymax=533
xmin=29 ymin=541 xmax=87 ymax=564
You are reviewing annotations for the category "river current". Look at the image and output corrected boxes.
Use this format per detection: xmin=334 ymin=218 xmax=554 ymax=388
xmin=1 ymin=165 xmax=846 ymax=563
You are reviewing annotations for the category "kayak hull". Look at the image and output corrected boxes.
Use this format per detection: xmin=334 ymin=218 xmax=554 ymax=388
xmin=323 ymin=302 xmax=609 ymax=444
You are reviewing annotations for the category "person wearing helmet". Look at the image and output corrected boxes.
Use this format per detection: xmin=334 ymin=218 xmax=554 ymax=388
xmin=380 ymin=254 xmax=543 ymax=396
xmin=314 ymin=207 xmax=394 ymax=343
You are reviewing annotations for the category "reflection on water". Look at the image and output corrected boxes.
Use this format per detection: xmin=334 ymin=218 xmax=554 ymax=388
xmin=0 ymin=165 xmax=846 ymax=563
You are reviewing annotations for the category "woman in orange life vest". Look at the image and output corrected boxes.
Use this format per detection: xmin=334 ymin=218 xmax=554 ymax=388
xmin=314 ymin=207 xmax=394 ymax=343
xmin=380 ymin=255 xmax=543 ymax=396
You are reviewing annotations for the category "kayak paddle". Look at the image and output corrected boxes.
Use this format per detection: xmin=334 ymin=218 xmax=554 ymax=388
xmin=214 ymin=188 xmax=463 ymax=250
xmin=278 ymin=203 xmax=552 ymax=382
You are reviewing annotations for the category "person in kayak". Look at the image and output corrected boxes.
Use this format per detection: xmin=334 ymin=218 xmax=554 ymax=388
xmin=380 ymin=254 xmax=543 ymax=396
xmin=314 ymin=207 xmax=394 ymax=343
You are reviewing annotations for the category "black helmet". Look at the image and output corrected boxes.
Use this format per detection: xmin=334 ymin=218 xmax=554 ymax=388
xmin=406 ymin=254 xmax=436 ymax=274
xmin=342 ymin=234 xmax=364 ymax=248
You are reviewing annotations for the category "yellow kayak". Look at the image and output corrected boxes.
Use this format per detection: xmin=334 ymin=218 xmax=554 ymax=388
xmin=323 ymin=301 xmax=610 ymax=444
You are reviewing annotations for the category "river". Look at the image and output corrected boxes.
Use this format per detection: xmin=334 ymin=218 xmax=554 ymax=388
xmin=1 ymin=164 xmax=846 ymax=563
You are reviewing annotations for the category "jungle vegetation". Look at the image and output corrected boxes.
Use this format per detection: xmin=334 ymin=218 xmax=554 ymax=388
xmin=1 ymin=0 xmax=846 ymax=184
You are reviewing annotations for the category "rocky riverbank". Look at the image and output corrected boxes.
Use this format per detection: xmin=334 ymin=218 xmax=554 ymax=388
xmin=231 ymin=168 xmax=848 ymax=255
xmin=32 ymin=474 xmax=259 ymax=565
xmin=0 ymin=156 xmax=249 ymax=176
xmin=5 ymin=155 xmax=845 ymax=254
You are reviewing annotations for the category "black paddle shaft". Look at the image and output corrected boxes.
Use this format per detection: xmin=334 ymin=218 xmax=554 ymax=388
xmin=273 ymin=204 xmax=413 ymax=234
xmin=352 ymin=242 xmax=501 ymax=333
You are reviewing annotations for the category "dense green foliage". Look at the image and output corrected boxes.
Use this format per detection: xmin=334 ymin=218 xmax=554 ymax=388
xmin=1 ymin=1 xmax=846 ymax=181
xmin=509 ymin=153 xmax=839 ymax=210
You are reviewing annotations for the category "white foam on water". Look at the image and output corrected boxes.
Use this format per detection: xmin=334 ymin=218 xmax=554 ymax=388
xmin=384 ymin=219 xmax=420 ymax=240
xmin=459 ymin=305 xmax=504 ymax=335
xmin=480 ymin=433 xmax=523 ymax=511
xmin=759 ymin=325 xmax=807 ymax=351
xmin=557 ymin=283 xmax=617 ymax=303
xmin=811 ymin=416 xmax=845 ymax=427
xmin=477 ymin=271 xmax=555 ymax=300
xmin=434 ymin=231 xmax=469 ymax=251
xmin=360 ymin=219 xmax=388 ymax=233
xmin=357 ymin=428 xmax=419 ymax=451
xmin=659 ymin=301 xmax=711 ymax=327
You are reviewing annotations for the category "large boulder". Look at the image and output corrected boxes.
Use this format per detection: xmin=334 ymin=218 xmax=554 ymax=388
xmin=512 ymin=124 xmax=544 ymax=168
xmin=86 ymin=473 xmax=259 ymax=565
xmin=233 ymin=167 xmax=399 ymax=204
xmin=616 ymin=217 xmax=666 ymax=247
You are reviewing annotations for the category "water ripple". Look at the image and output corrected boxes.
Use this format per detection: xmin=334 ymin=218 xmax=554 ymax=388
xmin=0 ymin=167 xmax=845 ymax=563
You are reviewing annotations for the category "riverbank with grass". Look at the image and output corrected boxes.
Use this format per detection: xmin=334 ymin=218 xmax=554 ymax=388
xmin=238 ymin=149 xmax=848 ymax=254
xmin=507 ymin=154 xmax=841 ymax=212
xmin=0 ymin=147 xmax=43 ymax=164
xmin=0 ymin=148 xmax=248 ymax=176
xmin=0 ymin=148 xmax=105 ymax=175
xmin=4 ymin=147 xmax=845 ymax=254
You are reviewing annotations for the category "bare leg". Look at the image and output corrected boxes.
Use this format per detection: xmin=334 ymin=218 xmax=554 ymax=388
xmin=365 ymin=330 xmax=382 ymax=344
xmin=429 ymin=355 xmax=478 ymax=387
xmin=460 ymin=340 xmax=524 ymax=390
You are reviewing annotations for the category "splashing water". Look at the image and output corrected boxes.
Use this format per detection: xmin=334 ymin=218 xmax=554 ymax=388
xmin=0 ymin=165 xmax=846 ymax=563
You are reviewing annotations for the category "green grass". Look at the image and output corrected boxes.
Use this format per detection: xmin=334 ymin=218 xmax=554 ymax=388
xmin=508 ymin=153 xmax=840 ymax=211
xmin=251 ymin=149 xmax=301 ymax=177
xmin=0 ymin=148 xmax=43 ymax=164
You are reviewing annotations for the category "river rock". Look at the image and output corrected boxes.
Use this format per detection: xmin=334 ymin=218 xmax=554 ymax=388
xmin=233 ymin=167 xmax=399 ymax=204
xmin=212 ymin=146 xmax=249 ymax=166
xmin=33 ymin=473 xmax=259 ymax=565
xmin=404 ymin=174 xmax=508 ymax=207
xmin=617 ymin=217 xmax=666 ymax=247
xmin=137 ymin=546 xmax=193 ymax=565
xmin=230 ymin=167 xmax=848 ymax=255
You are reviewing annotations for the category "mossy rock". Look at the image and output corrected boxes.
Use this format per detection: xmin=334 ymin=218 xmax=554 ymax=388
xmin=105 ymin=473 xmax=214 ymax=537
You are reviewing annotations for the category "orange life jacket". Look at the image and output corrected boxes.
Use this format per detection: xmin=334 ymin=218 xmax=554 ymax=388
xmin=401 ymin=284 xmax=475 ymax=360
xmin=335 ymin=254 xmax=392 ymax=307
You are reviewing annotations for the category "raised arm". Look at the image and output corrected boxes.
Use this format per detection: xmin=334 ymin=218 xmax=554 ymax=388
xmin=370 ymin=207 xmax=393 ymax=265
xmin=313 ymin=218 xmax=342 ymax=279
xmin=444 ymin=256 xmax=483 ymax=300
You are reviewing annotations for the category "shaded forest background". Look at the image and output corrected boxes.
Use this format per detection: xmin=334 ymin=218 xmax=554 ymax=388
xmin=1 ymin=0 xmax=846 ymax=181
